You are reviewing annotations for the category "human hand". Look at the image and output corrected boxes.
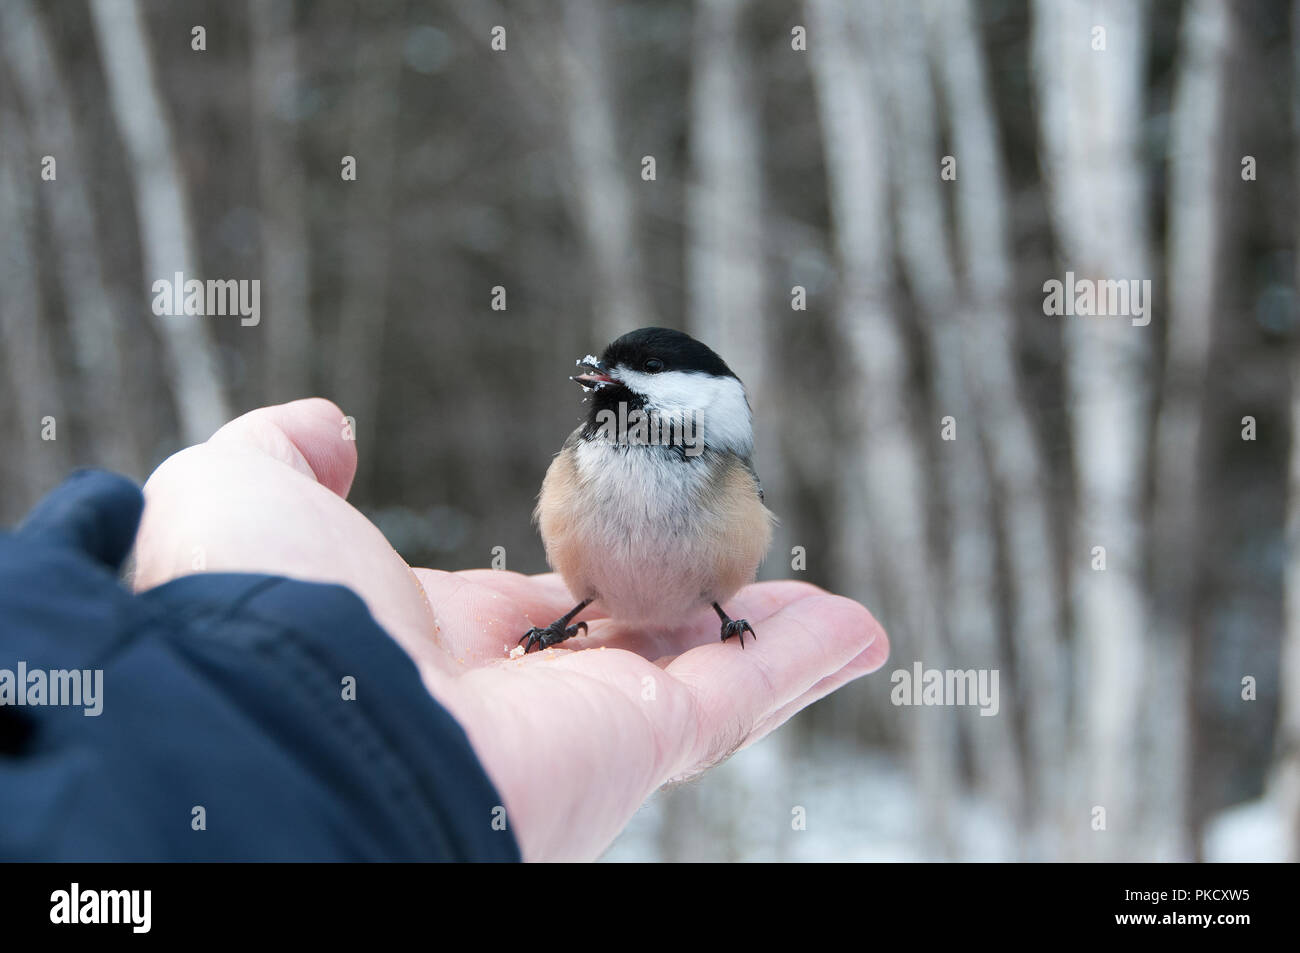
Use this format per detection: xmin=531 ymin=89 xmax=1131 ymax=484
xmin=133 ymin=399 xmax=890 ymax=860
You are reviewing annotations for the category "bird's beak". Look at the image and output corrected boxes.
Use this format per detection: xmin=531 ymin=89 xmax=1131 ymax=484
xmin=571 ymin=357 xmax=615 ymax=389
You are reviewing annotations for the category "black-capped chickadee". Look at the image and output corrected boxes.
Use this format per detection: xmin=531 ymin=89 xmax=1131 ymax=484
xmin=522 ymin=327 xmax=775 ymax=653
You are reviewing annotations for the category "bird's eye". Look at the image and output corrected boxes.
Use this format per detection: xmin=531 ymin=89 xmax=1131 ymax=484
xmin=644 ymin=358 xmax=665 ymax=373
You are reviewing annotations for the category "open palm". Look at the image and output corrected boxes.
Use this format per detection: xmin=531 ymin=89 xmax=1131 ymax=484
xmin=133 ymin=399 xmax=890 ymax=860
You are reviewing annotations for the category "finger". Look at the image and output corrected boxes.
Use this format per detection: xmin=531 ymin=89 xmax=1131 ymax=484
xmin=411 ymin=568 xmax=653 ymax=666
xmin=411 ymin=571 xmax=844 ymax=667
xmin=136 ymin=423 xmax=444 ymax=677
xmin=583 ymin=580 xmax=833 ymax=661
xmin=207 ymin=397 xmax=357 ymax=498
xmin=410 ymin=569 xmax=558 ymax=664
xmin=453 ymin=570 xmax=595 ymax=626
xmin=744 ymin=625 xmax=891 ymax=747
xmin=664 ymin=592 xmax=885 ymax=773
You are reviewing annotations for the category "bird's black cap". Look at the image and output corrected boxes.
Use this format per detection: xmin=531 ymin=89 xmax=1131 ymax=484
xmin=600 ymin=327 xmax=738 ymax=380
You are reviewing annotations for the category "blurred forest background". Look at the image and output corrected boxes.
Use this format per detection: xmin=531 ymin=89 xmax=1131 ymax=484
xmin=1 ymin=0 xmax=1297 ymax=861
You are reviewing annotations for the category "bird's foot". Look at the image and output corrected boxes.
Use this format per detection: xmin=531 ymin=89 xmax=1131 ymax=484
xmin=519 ymin=619 xmax=588 ymax=653
xmin=719 ymin=617 xmax=756 ymax=648
xmin=713 ymin=602 xmax=755 ymax=648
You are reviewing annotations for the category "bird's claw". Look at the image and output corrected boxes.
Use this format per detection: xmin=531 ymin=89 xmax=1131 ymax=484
xmin=720 ymin=618 xmax=756 ymax=648
xmin=519 ymin=619 xmax=589 ymax=653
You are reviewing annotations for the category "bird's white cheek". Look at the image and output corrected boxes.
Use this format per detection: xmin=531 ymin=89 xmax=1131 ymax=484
xmin=613 ymin=370 xmax=754 ymax=457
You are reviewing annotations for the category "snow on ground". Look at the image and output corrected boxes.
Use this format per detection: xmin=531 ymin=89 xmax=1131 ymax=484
xmin=603 ymin=727 xmax=1286 ymax=861
xmin=1202 ymin=797 xmax=1287 ymax=862
xmin=601 ymin=731 xmax=1016 ymax=862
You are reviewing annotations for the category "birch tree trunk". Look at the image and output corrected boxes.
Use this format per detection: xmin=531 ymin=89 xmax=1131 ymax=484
xmin=689 ymin=0 xmax=763 ymax=391
xmin=250 ymin=0 xmax=312 ymax=404
xmin=333 ymin=0 xmax=404 ymax=483
xmin=807 ymin=0 xmax=957 ymax=855
xmin=558 ymin=0 xmax=653 ymax=343
xmin=0 ymin=100 xmax=70 ymax=504
xmin=871 ymin=0 xmax=1023 ymax=842
xmin=1281 ymin=353 xmax=1300 ymax=861
xmin=89 ymin=0 xmax=230 ymax=445
xmin=925 ymin=0 xmax=1069 ymax=858
xmin=3 ymin=0 xmax=144 ymax=478
xmin=1032 ymin=0 xmax=1153 ymax=860
xmin=1148 ymin=0 xmax=1231 ymax=861
xmin=687 ymin=0 xmax=786 ymax=553
xmin=1276 ymin=0 xmax=1300 ymax=864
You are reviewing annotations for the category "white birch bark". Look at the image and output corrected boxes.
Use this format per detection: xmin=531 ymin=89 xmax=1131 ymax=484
xmin=1281 ymin=361 xmax=1300 ymax=861
xmin=3 ymin=0 xmax=144 ymax=477
xmin=871 ymin=0 xmax=1023 ymax=839
xmin=1279 ymin=355 xmax=1300 ymax=861
xmin=1148 ymin=0 xmax=1231 ymax=861
xmin=807 ymin=0 xmax=957 ymax=854
xmin=687 ymin=0 xmax=786 ymax=548
xmin=558 ymin=0 xmax=653 ymax=343
xmin=689 ymin=0 xmax=764 ymax=388
xmin=925 ymin=0 xmax=1069 ymax=858
xmin=333 ymin=1 xmax=404 ymax=465
xmin=0 ymin=102 xmax=70 ymax=501
xmin=1276 ymin=0 xmax=1300 ymax=864
xmin=89 ymin=0 xmax=230 ymax=444
xmin=250 ymin=0 xmax=312 ymax=403
xmin=1031 ymin=0 xmax=1153 ymax=859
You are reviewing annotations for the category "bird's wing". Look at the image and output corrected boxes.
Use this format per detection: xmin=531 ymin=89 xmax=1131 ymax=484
xmin=560 ymin=423 xmax=587 ymax=452
xmin=742 ymin=456 xmax=765 ymax=504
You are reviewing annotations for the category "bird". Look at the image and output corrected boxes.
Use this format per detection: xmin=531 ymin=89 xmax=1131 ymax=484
xmin=522 ymin=327 xmax=775 ymax=653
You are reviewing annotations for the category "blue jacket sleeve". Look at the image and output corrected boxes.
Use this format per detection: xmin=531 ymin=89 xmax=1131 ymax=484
xmin=0 ymin=470 xmax=520 ymax=862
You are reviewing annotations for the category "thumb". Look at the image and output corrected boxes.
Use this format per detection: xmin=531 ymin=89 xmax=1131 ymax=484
xmin=207 ymin=398 xmax=358 ymax=498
